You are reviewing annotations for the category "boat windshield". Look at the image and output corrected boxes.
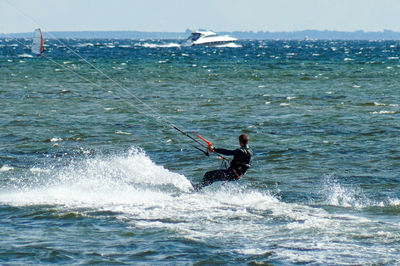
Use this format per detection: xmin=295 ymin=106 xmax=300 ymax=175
xmin=191 ymin=33 xmax=201 ymax=41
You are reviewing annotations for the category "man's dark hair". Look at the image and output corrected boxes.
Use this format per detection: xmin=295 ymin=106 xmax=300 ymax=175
xmin=239 ymin=134 xmax=249 ymax=145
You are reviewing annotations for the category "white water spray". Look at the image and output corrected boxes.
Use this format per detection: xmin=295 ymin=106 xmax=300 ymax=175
xmin=0 ymin=148 xmax=192 ymax=207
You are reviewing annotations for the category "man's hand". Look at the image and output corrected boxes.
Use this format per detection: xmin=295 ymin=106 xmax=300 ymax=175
xmin=207 ymin=145 xmax=215 ymax=153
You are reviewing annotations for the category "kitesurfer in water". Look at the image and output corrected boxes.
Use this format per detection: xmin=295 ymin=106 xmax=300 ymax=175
xmin=193 ymin=134 xmax=253 ymax=190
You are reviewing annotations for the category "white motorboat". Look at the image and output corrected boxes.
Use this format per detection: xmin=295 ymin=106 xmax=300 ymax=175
xmin=186 ymin=30 xmax=240 ymax=47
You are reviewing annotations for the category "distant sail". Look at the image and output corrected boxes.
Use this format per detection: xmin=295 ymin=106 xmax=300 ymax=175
xmin=31 ymin=28 xmax=44 ymax=55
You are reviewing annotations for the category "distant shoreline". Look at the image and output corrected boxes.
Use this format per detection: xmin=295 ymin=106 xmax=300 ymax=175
xmin=2 ymin=30 xmax=400 ymax=40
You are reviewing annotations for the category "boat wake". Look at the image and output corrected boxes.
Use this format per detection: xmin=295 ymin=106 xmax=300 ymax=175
xmin=138 ymin=42 xmax=181 ymax=48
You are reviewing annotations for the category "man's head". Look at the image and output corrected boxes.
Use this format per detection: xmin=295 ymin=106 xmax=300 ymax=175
xmin=239 ymin=134 xmax=249 ymax=147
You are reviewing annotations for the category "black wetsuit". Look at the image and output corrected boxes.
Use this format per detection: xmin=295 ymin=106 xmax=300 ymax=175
xmin=197 ymin=146 xmax=253 ymax=189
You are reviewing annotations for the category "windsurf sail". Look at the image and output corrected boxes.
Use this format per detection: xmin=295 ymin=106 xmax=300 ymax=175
xmin=31 ymin=28 xmax=44 ymax=55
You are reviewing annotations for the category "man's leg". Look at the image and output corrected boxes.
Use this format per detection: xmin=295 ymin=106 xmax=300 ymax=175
xmin=199 ymin=169 xmax=230 ymax=188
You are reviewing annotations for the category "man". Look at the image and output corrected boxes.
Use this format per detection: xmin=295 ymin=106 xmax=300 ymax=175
xmin=193 ymin=134 xmax=253 ymax=190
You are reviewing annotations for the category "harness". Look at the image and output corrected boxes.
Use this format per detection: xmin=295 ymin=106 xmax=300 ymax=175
xmin=232 ymin=168 xmax=242 ymax=179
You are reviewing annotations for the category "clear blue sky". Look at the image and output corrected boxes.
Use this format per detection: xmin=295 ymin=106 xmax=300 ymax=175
xmin=1 ymin=0 xmax=400 ymax=33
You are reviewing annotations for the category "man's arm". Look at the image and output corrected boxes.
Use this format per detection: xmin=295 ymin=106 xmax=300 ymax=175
xmin=213 ymin=148 xmax=237 ymax=156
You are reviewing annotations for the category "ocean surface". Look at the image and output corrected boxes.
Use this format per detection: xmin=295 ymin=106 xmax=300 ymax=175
xmin=1 ymin=38 xmax=400 ymax=264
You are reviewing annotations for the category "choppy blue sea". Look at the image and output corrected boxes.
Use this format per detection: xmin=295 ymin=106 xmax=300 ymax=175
xmin=1 ymin=38 xmax=400 ymax=264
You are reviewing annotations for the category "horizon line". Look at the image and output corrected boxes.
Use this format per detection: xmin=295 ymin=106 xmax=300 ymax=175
xmin=2 ymin=29 xmax=400 ymax=35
